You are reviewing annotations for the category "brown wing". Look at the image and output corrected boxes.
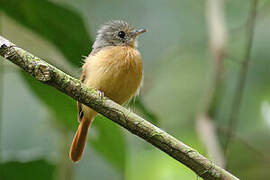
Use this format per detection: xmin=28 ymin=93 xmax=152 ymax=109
xmin=77 ymin=68 xmax=87 ymax=122
xmin=77 ymin=49 xmax=100 ymax=122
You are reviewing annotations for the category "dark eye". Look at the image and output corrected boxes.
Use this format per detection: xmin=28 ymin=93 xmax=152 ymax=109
xmin=118 ymin=31 xmax=126 ymax=39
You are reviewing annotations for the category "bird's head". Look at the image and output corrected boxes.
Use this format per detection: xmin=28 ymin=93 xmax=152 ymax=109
xmin=93 ymin=20 xmax=146 ymax=50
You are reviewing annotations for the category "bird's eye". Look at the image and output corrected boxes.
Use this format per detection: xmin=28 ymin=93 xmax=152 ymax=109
xmin=118 ymin=31 xmax=126 ymax=39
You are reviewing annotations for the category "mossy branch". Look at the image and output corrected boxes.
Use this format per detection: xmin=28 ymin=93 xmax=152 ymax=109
xmin=0 ymin=36 xmax=238 ymax=180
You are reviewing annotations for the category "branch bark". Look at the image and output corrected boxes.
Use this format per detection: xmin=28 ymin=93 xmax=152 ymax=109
xmin=0 ymin=36 xmax=239 ymax=180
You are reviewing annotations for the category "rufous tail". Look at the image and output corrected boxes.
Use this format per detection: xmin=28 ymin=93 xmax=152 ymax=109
xmin=69 ymin=117 xmax=92 ymax=162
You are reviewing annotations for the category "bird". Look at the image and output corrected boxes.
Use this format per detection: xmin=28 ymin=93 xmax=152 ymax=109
xmin=69 ymin=20 xmax=146 ymax=162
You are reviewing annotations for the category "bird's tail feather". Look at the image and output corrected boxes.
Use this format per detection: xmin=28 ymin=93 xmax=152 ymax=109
xmin=69 ymin=117 xmax=93 ymax=162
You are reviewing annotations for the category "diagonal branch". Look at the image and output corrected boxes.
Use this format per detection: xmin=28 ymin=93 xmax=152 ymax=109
xmin=0 ymin=36 xmax=238 ymax=180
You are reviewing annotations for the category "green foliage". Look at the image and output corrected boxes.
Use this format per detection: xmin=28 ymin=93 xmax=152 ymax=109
xmin=22 ymin=72 xmax=77 ymax=129
xmin=0 ymin=0 xmax=92 ymax=67
xmin=21 ymin=71 xmax=127 ymax=172
xmin=1 ymin=0 xmax=159 ymax=173
xmin=126 ymin=149 xmax=200 ymax=180
xmin=1 ymin=0 xmax=127 ymax=173
xmin=132 ymin=99 xmax=159 ymax=125
xmin=0 ymin=160 xmax=55 ymax=180
xmin=3 ymin=0 xmax=270 ymax=179
xmin=90 ymin=116 xmax=126 ymax=172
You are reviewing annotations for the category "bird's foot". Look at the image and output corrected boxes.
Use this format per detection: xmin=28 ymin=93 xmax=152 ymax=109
xmin=97 ymin=90 xmax=105 ymax=99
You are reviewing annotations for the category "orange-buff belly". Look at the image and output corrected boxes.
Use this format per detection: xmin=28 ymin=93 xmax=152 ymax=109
xmin=82 ymin=45 xmax=143 ymax=114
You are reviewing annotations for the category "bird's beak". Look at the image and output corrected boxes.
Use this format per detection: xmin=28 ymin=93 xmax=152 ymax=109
xmin=131 ymin=29 xmax=147 ymax=37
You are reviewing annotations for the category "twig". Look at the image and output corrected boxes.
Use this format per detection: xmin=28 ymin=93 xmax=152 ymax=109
xmin=0 ymin=36 xmax=239 ymax=180
xmin=218 ymin=127 xmax=270 ymax=163
xmin=196 ymin=0 xmax=227 ymax=168
xmin=229 ymin=1 xmax=269 ymax=35
xmin=224 ymin=0 xmax=258 ymax=157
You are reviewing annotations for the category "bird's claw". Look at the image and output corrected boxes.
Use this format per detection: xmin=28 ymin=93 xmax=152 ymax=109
xmin=97 ymin=90 xmax=105 ymax=99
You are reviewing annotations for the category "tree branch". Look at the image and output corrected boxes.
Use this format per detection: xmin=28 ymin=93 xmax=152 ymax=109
xmin=0 ymin=36 xmax=238 ymax=180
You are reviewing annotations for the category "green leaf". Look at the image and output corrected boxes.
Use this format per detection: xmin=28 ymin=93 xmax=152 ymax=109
xmin=0 ymin=159 xmax=55 ymax=180
xmin=0 ymin=0 xmax=92 ymax=67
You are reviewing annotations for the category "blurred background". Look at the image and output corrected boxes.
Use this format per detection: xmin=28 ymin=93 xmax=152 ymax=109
xmin=0 ymin=0 xmax=270 ymax=179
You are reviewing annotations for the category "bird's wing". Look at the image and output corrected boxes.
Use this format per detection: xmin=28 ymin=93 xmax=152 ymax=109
xmin=77 ymin=49 xmax=99 ymax=122
xmin=77 ymin=66 xmax=87 ymax=122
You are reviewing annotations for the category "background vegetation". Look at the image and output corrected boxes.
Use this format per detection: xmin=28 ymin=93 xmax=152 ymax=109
xmin=0 ymin=0 xmax=270 ymax=179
